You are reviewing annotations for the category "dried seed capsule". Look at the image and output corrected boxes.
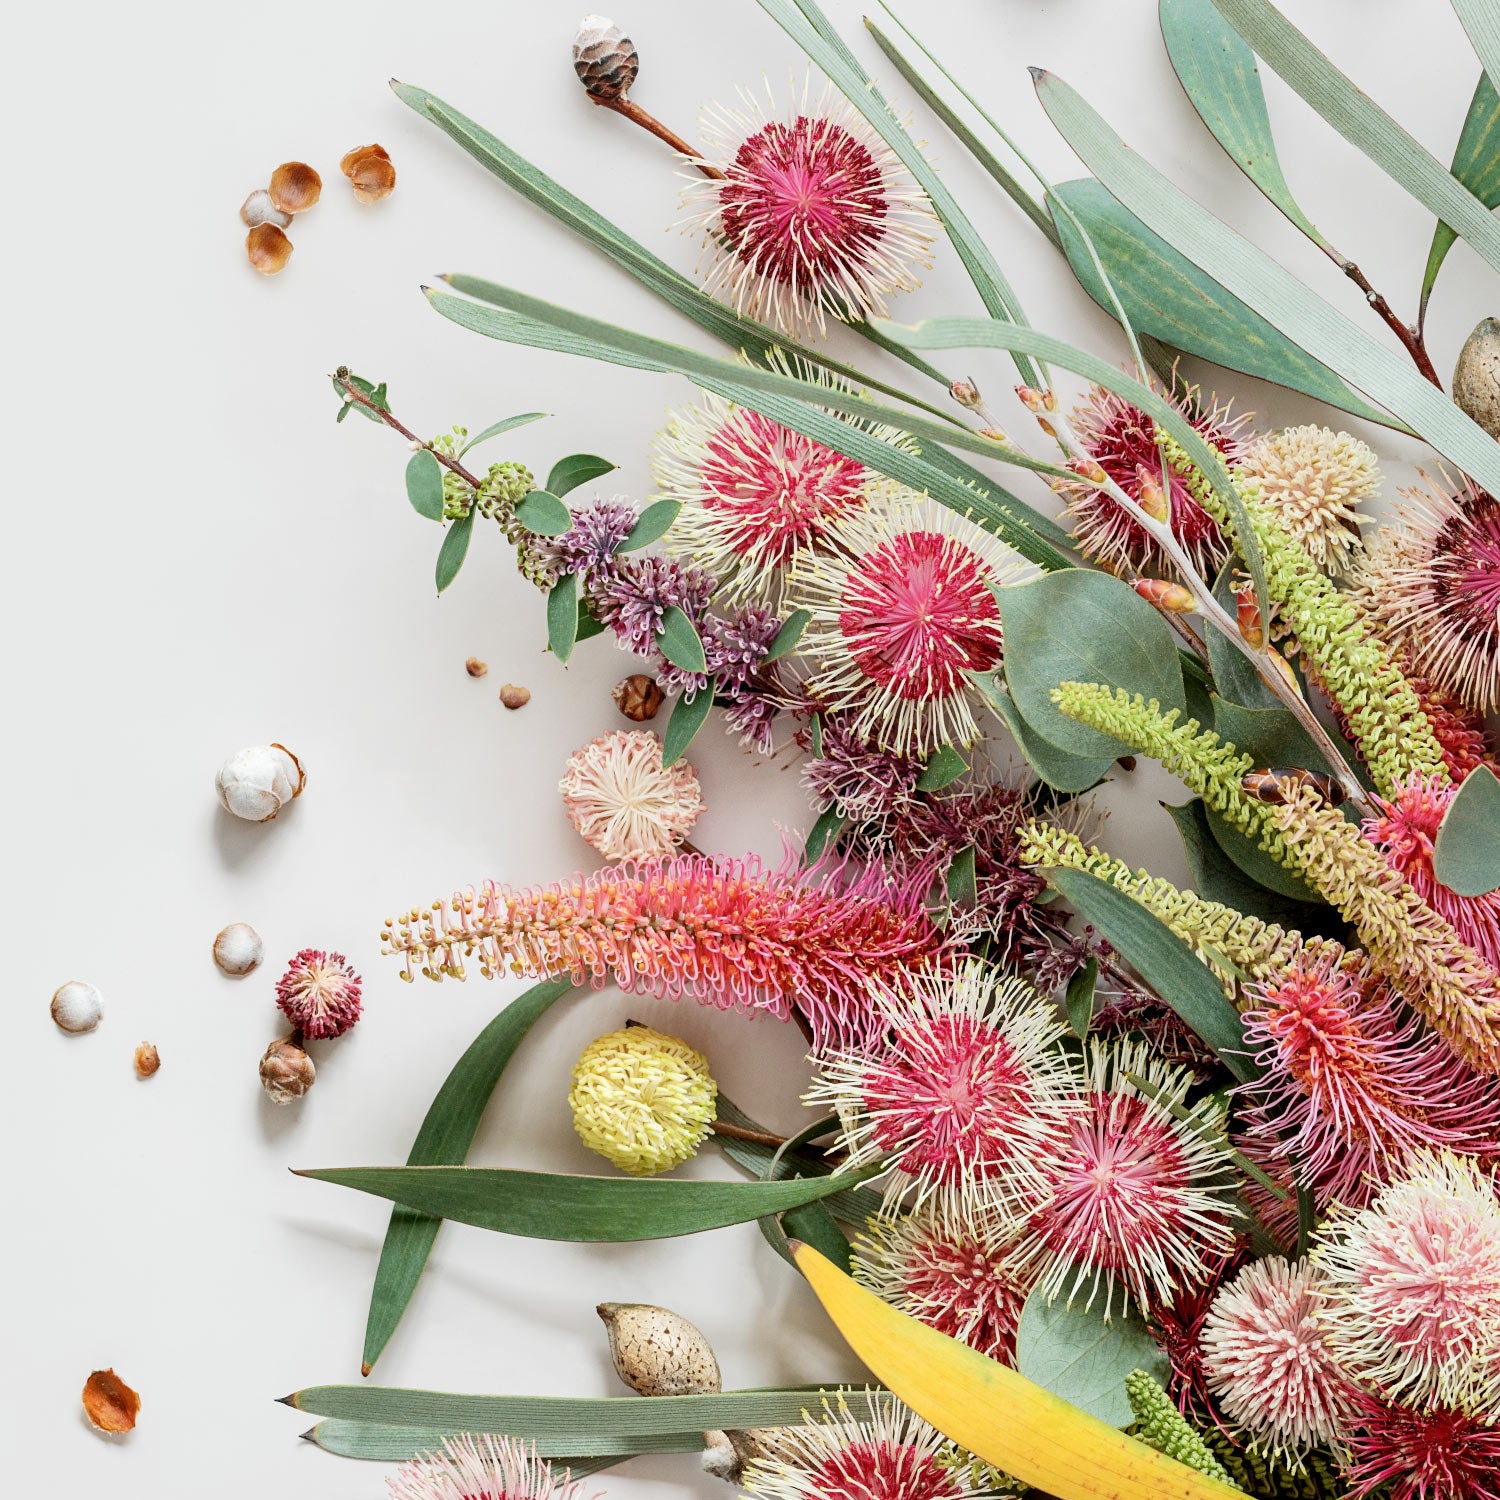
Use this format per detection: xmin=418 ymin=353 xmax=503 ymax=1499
xmin=500 ymin=683 xmax=531 ymax=710
xmin=597 ymin=1302 xmax=721 ymax=1396
xmin=465 ymin=656 xmax=489 ymax=678
xmin=260 ymin=1036 xmax=316 ymax=1104
xmin=82 ymin=1369 xmax=140 ymax=1433
xmin=573 ymin=15 xmax=639 ymax=101
xmin=340 ymin=143 xmax=396 ymax=203
xmin=240 ymin=189 xmax=291 ymax=229
xmin=213 ymin=922 xmax=265 ymax=975
xmin=1241 ymin=767 xmax=1342 ymax=807
xmin=1453 ymin=316 xmax=1500 ymax=441
xmin=134 ymin=1042 xmax=161 ymax=1078
xmin=52 ymin=980 xmax=103 ymax=1034
xmin=612 ymin=673 xmax=664 ymax=721
xmin=268 ymin=160 xmax=321 ymax=215
xmin=246 ymin=222 xmax=293 ymax=275
xmin=215 ymin=744 xmax=305 ymax=821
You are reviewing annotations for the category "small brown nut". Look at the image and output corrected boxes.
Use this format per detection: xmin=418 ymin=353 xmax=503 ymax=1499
xmin=500 ymin=683 xmax=531 ymax=710
xmin=246 ymin=222 xmax=293 ymax=275
xmin=597 ymin=1302 xmax=721 ymax=1397
xmin=82 ymin=1369 xmax=140 ymax=1433
xmin=260 ymin=1036 xmax=315 ymax=1105
xmin=612 ymin=673 xmax=664 ymax=722
xmin=465 ymin=657 xmax=489 ymax=679
xmin=134 ymin=1042 xmax=160 ymax=1079
xmin=268 ymin=160 xmax=322 ymax=215
xmin=340 ymin=143 xmax=396 ymax=203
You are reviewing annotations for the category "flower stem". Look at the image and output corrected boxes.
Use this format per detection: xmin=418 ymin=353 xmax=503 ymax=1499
xmin=334 ymin=374 xmax=485 ymax=490
xmin=710 ymin=1119 xmax=788 ymax=1148
xmin=593 ymin=95 xmax=724 ymax=179
xmin=1325 ymin=249 xmax=1441 ymax=388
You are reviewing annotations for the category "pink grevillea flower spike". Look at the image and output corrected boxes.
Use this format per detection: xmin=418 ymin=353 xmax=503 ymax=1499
xmin=1312 ymin=1149 xmax=1500 ymax=1419
xmin=559 ymin=730 xmax=703 ymax=863
xmin=387 ymin=1433 xmax=595 ymax=1500
xmin=382 ymin=852 xmax=948 ymax=1050
xmin=682 ymin=81 xmax=936 ymax=335
xmin=1340 ymin=1393 xmax=1500 ymax=1500
xmin=275 ymin=949 xmax=362 ymax=1038
xmin=809 ymin=962 xmax=1079 ymax=1226
xmin=1011 ymin=1040 xmax=1238 ymax=1318
xmin=1200 ymin=1255 xmax=1355 ymax=1459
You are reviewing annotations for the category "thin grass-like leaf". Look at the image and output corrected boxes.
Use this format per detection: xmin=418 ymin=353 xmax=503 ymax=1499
xmin=301 ymin=1420 xmax=708 ymax=1463
xmin=1445 ymin=0 xmax=1500 ymax=106
xmin=1032 ymin=71 xmax=1500 ymax=497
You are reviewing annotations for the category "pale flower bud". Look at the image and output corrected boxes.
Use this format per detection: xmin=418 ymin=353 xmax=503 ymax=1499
xmin=215 ymin=743 xmax=305 ymax=822
xmin=260 ymin=1036 xmax=316 ymax=1105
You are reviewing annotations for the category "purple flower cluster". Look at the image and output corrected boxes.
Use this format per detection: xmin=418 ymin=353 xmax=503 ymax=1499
xmin=698 ymin=607 xmax=784 ymax=752
xmin=803 ymin=715 xmax=924 ymax=830
xmin=589 ymin=555 xmax=716 ymax=660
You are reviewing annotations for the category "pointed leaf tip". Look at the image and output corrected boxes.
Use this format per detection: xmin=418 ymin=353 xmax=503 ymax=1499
xmin=299 ymin=1428 xmax=316 ymax=1442
xmin=360 ymin=1363 xmax=373 ymax=1378
xmin=1029 ymin=66 xmax=1047 ymax=80
xmin=277 ymin=1394 xmax=296 ymax=1406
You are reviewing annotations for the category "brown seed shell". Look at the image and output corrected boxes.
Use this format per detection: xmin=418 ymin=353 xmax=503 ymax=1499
xmin=466 ymin=657 xmax=489 ymax=678
xmin=500 ymin=683 xmax=531 ymax=710
xmin=246 ymin=222 xmax=292 ymax=275
xmin=134 ymin=1042 xmax=160 ymax=1079
xmin=268 ymin=160 xmax=322 ymax=215
xmin=82 ymin=1369 xmax=140 ymax=1433
xmin=341 ymin=144 xmax=396 ymax=202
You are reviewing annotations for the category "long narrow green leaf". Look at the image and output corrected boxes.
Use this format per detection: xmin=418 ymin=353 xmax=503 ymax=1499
xmin=302 ymin=1420 xmax=708 ymax=1463
xmin=361 ymin=979 xmax=575 ymax=1374
xmin=1032 ymin=71 xmax=1500 ymax=498
xmin=284 ymin=1385 xmax=890 ymax=1433
xmin=427 ymin=281 xmax=1076 ymax=570
xmin=1449 ymin=0 xmax=1500 ymax=101
xmin=297 ymin=1163 xmax=877 ymax=1241
xmin=1209 ymin=0 xmax=1500 ymax=275
xmin=1159 ymin=0 xmax=1325 ymax=245
xmin=1422 ymin=73 xmax=1500 ymax=318
xmin=754 ymin=0 xmax=1041 ymax=386
xmin=390 ymin=83 xmax=955 ymax=419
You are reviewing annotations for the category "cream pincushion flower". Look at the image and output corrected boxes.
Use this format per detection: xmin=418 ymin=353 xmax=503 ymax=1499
xmin=559 ymin=730 xmax=704 ymax=863
xmin=1239 ymin=425 xmax=1379 ymax=573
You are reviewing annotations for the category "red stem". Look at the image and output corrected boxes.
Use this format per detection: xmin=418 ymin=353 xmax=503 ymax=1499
xmin=594 ymin=95 xmax=724 ymax=179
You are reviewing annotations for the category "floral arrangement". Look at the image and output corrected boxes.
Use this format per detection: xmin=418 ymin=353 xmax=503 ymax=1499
xmin=274 ymin=4 xmax=1500 ymax=1499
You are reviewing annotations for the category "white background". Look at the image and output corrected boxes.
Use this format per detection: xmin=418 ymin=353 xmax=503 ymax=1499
xmin=6 ymin=1 xmax=1496 ymax=1494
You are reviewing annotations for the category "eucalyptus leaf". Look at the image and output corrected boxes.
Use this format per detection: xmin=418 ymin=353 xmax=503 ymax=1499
xmin=1065 ymin=956 xmax=1099 ymax=1039
xmin=916 ymin=745 xmax=968 ymax=792
xmin=662 ymin=686 xmax=714 ymax=768
xmin=1422 ymin=73 xmax=1500 ymax=317
xmin=405 ymin=450 xmax=446 ymax=521
xmin=1434 ymin=764 xmax=1500 ymax=896
xmin=362 ymin=979 xmax=575 ymax=1374
xmin=976 ymin=674 xmax=1115 ymax=793
xmin=657 ymin=607 xmax=708 ymax=674
xmin=435 ymin=510 xmax=474 ymax=594
xmin=303 ymin=1420 xmax=703 ymax=1465
xmin=1204 ymin=800 xmax=1324 ymax=904
xmin=764 ymin=609 xmax=811 ymax=663
xmin=547 ymin=572 xmax=580 ymax=663
xmin=514 ymin=490 xmax=572 ymax=537
xmin=1013 ymin=1290 xmax=1170 ymax=1428
xmin=618 ymin=499 xmax=679 ymax=553
xmin=1050 ymin=181 xmax=1390 ymax=428
xmin=458 ymin=411 xmax=550 ymax=457
xmin=998 ymin=571 xmax=1185 ymax=760
xmin=1042 ymin=867 xmax=1255 ymax=1080
xmin=546 ymin=453 xmax=616 ymax=499
xmin=1212 ymin=696 xmax=1331 ymax=776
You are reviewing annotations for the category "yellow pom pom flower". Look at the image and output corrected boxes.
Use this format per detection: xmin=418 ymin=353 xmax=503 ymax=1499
xmin=569 ymin=1026 xmax=718 ymax=1176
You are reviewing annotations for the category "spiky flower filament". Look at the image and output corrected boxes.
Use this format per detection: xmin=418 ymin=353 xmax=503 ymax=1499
xmin=1173 ymin=445 xmax=1447 ymax=796
xmin=1123 ymin=1369 xmax=1234 ymax=1485
xmin=1016 ymin=821 xmax=1308 ymax=986
xmin=382 ymin=853 xmax=949 ymax=1051
xmin=1048 ymin=686 xmax=1500 ymax=1070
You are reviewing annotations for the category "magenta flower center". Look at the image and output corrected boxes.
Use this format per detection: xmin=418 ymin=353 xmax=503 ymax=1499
xmin=839 ymin=531 xmax=1003 ymax=701
xmin=808 ymin=1439 xmax=962 ymax=1500
xmin=863 ymin=1013 xmax=1034 ymax=1184
xmin=719 ymin=116 xmax=889 ymax=293
xmin=700 ymin=409 xmax=867 ymax=565
xmin=1432 ymin=493 xmax=1500 ymax=630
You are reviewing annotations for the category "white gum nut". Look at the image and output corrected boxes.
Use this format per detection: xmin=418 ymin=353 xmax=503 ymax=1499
xmin=596 ymin=1302 xmax=721 ymax=1397
xmin=215 ymin=743 xmax=305 ymax=822
xmin=213 ymin=922 xmax=264 ymax=975
xmin=1453 ymin=316 xmax=1500 ymax=440
xmin=52 ymin=980 xmax=103 ymax=1034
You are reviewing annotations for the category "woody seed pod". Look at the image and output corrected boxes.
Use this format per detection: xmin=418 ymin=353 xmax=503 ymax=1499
xmin=597 ymin=1302 xmax=721 ymax=1397
xmin=260 ymin=1036 xmax=316 ymax=1104
xmin=573 ymin=15 xmax=639 ymax=101
xmin=1453 ymin=317 xmax=1500 ymax=440
xmin=612 ymin=673 xmax=664 ymax=721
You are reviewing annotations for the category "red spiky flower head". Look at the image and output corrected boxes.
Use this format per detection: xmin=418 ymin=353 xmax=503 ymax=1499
xmin=683 ymin=81 xmax=936 ymax=335
xmin=1341 ymin=1393 xmax=1500 ymax=1500
xmin=275 ymin=948 xmax=362 ymax=1039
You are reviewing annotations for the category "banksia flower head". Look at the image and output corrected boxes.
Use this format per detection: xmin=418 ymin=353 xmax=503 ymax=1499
xmin=1233 ymin=949 xmax=1500 ymax=1231
xmin=1364 ymin=774 xmax=1500 ymax=968
xmin=1312 ymin=1150 xmax=1500 ymax=1417
xmin=275 ymin=949 xmax=362 ymax=1039
xmin=383 ymin=852 xmax=948 ymax=1051
xmin=1056 ymin=381 xmax=1246 ymax=576
xmin=1011 ymin=1040 xmax=1237 ymax=1317
xmin=568 ymin=1025 xmax=717 ymax=1175
xmin=1340 ymin=1393 xmax=1500 ymax=1500
xmin=653 ymin=381 xmax=903 ymax=606
xmin=682 ymin=81 xmax=936 ymax=336
xmin=852 ymin=1206 xmax=1033 ymax=1364
xmin=387 ymin=1433 xmax=593 ymax=1500
xmin=1352 ymin=477 xmax=1500 ymax=713
xmin=1238 ymin=424 xmax=1379 ymax=573
xmin=559 ymin=730 xmax=704 ymax=863
xmin=743 ymin=1393 xmax=982 ymax=1500
xmin=809 ymin=962 xmax=1078 ymax=1226
xmin=790 ymin=499 xmax=1036 ymax=756
xmin=1200 ymin=1256 xmax=1354 ymax=1457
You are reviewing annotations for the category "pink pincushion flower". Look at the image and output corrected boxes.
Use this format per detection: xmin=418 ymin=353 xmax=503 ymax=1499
xmin=382 ymin=852 xmax=949 ymax=1050
xmin=1341 ymin=1394 xmax=1500 ymax=1500
xmin=1312 ymin=1150 xmax=1500 ymax=1418
xmin=387 ymin=1433 xmax=594 ymax=1500
xmin=275 ymin=949 xmax=362 ymax=1038
xmin=853 ymin=1207 xmax=1033 ymax=1364
xmin=1057 ymin=381 xmax=1246 ymax=576
xmin=1234 ymin=950 xmax=1500 ymax=1235
xmin=810 ymin=962 xmax=1078 ymax=1225
xmin=559 ymin=730 xmax=704 ymax=863
xmin=1012 ymin=1041 xmax=1238 ymax=1317
xmin=1365 ymin=774 xmax=1500 ymax=967
xmin=1200 ymin=1255 xmax=1355 ymax=1456
xmin=683 ymin=83 xmax=936 ymax=335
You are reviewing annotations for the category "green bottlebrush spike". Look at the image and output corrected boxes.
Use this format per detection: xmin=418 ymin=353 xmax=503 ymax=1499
xmin=932 ymin=1441 xmax=1025 ymax=1495
xmin=1016 ymin=821 xmax=1309 ymax=987
xmin=1124 ymin=1370 xmax=1235 ymax=1487
xmin=1203 ymin=1428 xmax=1344 ymax=1500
